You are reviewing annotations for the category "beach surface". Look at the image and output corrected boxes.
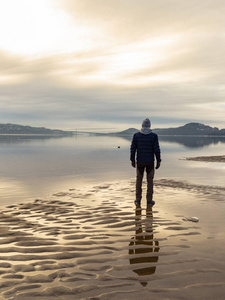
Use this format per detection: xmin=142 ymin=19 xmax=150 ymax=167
xmin=185 ymin=155 xmax=225 ymax=162
xmin=0 ymin=178 xmax=225 ymax=300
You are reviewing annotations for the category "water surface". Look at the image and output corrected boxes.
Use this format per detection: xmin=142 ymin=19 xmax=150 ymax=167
xmin=1 ymin=134 xmax=225 ymax=206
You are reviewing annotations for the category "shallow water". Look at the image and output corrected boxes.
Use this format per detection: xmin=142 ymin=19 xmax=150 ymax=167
xmin=1 ymin=134 xmax=225 ymax=206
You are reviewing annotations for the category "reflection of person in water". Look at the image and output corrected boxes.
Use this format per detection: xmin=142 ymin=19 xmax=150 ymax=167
xmin=129 ymin=207 xmax=160 ymax=286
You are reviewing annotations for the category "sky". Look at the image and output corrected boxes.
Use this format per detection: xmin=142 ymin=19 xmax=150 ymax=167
xmin=0 ymin=0 xmax=225 ymax=132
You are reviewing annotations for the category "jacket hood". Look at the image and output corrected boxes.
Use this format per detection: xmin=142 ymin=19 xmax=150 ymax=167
xmin=140 ymin=128 xmax=152 ymax=135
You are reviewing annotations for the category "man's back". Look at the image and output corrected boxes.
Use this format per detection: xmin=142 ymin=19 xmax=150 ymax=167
xmin=130 ymin=131 xmax=161 ymax=164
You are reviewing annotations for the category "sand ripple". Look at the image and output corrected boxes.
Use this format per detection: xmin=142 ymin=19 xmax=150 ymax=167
xmin=0 ymin=180 xmax=224 ymax=299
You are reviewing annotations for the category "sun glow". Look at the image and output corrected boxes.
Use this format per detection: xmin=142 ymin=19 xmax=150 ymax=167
xmin=65 ymin=35 xmax=181 ymax=86
xmin=0 ymin=0 xmax=185 ymax=88
xmin=0 ymin=0 xmax=94 ymax=56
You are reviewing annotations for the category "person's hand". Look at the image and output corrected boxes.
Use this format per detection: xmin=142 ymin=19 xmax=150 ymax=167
xmin=131 ymin=161 xmax=136 ymax=168
xmin=156 ymin=161 xmax=161 ymax=169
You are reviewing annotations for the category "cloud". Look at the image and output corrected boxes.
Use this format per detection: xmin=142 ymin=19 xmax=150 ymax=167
xmin=1 ymin=0 xmax=225 ymax=130
xmin=57 ymin=0 xmax=225 ymax=84
xmin=59 ymin=0 xmax=225 ymax=39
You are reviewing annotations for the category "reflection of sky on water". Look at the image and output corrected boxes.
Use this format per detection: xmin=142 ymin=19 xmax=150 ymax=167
xmin=1 ymin=135 xmax=225 ymax=206
xmin=160 ymin=137 xmax=225 ymax=186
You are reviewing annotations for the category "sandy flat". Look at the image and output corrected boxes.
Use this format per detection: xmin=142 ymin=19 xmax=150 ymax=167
xmin=185 ymin=155 xmax=225 ymax=162
xmin=0 ymin=179 xmax=225 ymax=299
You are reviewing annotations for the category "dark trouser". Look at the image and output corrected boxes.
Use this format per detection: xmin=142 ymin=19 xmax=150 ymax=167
xmin=136 ymin=163 xmax=155 ymax=203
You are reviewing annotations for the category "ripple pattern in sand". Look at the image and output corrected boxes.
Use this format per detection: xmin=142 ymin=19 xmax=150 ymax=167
xmin=0 ymin=181 xmax=224 ymax=300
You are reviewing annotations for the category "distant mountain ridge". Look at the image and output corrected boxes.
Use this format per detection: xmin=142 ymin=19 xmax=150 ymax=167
xmin=0 ymin=123 xmax=73 ymax=135
xmin=112 ymin=128 xmax=139 ymax=135
xmin=114 ymin=123 xmax=225 ymax=136
xmin=1 ymin=122 xmax=225 ymax=136
xmin=153 ymin=123 xmax=225 ymax=136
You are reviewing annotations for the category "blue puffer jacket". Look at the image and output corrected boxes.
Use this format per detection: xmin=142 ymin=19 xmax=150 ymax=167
xmin=130 ymin=131 xmax=161 ymax=164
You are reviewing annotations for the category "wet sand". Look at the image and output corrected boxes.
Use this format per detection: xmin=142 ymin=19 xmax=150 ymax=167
xmin=0 ymin=179 xmax=225 ymax=300
xmin=185 ymin=155 xmax=225 ymax=162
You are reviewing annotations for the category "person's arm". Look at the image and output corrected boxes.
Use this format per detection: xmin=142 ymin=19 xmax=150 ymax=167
xmin=130 ymin=134 xmax=137 ymax=167
xmin=154 ymin=134 xmax=161 ymax=169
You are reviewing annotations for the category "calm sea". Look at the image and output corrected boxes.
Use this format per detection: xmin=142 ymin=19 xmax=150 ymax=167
xmin=1 ymin=134 xmax=225 ymax=206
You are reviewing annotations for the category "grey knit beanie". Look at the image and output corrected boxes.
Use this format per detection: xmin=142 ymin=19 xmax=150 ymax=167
xmin=142 ymin=118 xmax=151 ymax=128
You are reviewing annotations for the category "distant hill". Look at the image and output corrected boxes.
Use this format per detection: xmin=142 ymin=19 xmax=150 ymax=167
xmin=0 ymin=123 xmax=73 ymax=135
xmin=109 ymin=128 xmax=139 ymax=136
xmin=153 ymin=123 xmax=225 ymax=136
xmin=112 ymin=123 xmax=225 ymax=136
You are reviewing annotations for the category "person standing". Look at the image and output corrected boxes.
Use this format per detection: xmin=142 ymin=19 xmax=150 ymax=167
xmin=130 ymin=118 xmax=161 ymax=207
